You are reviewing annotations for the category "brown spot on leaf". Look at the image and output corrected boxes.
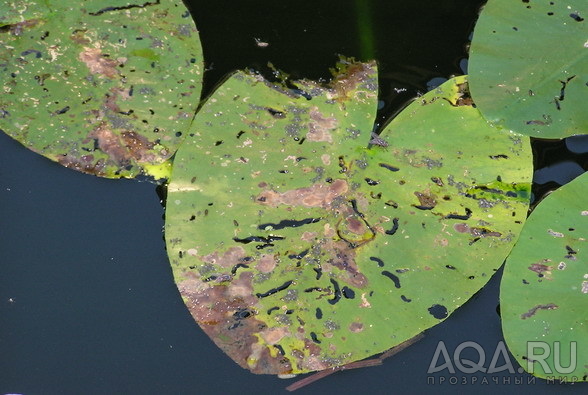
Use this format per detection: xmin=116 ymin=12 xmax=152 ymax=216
xmin=359 ymin=293 xmax=371 ymax=308
xmin=455 ymin=82 xmax=474 ymax=106
xmin=257 ymin=179 xmax=348 ymax=208
xmin=301 ymin=232 xmax=317 ymax=242
xmin=260 ymin=326 xmax=290 ymax=345
xmin=349 ymin=322 xmax=364 ymax=333
xmin=120 ymin=131 xmax=157 ymax=162
xmin=88 ymin=124 xmax=130 ymax=165
xmin=201 ymin=246 xmax=247 ymax=268
xmin=78 ymin=47 xmax=120 ymax=78
xmin=521 ymin=303 xmax=558 ymax=319
xmin=414 ymin=190 xmax=437 ymax=209
xmin=295 ymin=340 xmax=329 ymax=372
xmin=323 ymin=223 xmax=336 ymax=237
xmin=178 ymin=271 xmax=292 ymax=374
xmin=306 ymin=106 xmax=337 ymax=143
xmin=323 ymin=240 xmax=368 ymax=288
xmin=256 ymin=254 xmax=276 ymax=274
xmin=228 ymin=272 xmax=255 ymax=298
xmin=331 ymin=61 xmax=377 ymax=102
xmin=453 ymin=223 xmax=501 ymax=238
xmin=528 ymin=261 xmax=552 ymax=279
xmin=346 ymin=217 xmax=365 ymax=234
xmin=453 ymin=223 xmax=469 ymax=233
xmin=70 ymin=29 xmax=91 ymax=45
xmin=57 ymin=153 xmax=107 ymax=176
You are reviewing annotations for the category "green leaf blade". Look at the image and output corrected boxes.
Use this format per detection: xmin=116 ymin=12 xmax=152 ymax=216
xmin=469 ymin=0 xmax=588 ymax=138
xmin=0 ymin=0 xmax=203 ymax=179
xmin=501 ymin=172 xmax=588 ymax=381
xmin=165 ymin=69 xmax=533 ymax=374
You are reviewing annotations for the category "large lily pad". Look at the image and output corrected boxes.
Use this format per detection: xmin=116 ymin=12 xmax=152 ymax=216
xmin=501 ymin=171 xmax=588 ymax=381
xmin=164 ymin=65 xmax=533 ymax=375
xmin=468 ymin=0 xmax=588 ymax=138
xmin=0 ymin=0 xmax=203 ymax=179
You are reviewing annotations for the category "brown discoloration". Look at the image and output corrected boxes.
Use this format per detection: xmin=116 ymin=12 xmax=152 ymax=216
xmin=306 ymin=106 xmax=337 ymax=143
xmin=104 ymin=89 xmax=122 ymax=113
xmin=414 ymin=190 xmax=437 ymax=208
xmin=323 ymin=223 xmax=336 ymax=237
xmin=346 ymin=217 xmax=365 ymax=234
xmin=85 ymin=125 xmax=158 ymax=166
xmin=260 ymin=326 xmax=290 ymax=345
xmin=120 ymin=131 xmax=158 ymax=161
xmin=331 ymin=61 xmax=377 ymax=102
xmin=453 ymin=223 xmax=501 ymax=238
xmin=256 ymin=179 xmax=348 ymax=208
xmin=292 ymin=334 xmax=333 ymax=371
xmin=528 ymin=262 xmax=552 ymax=279
xmin=301 ymin=232 xmax=317 ymax=242
xmin=228 ymin=272 xmax=255 ymax=298
xmin=88 ymin=124 xmax=129 ymax=164
xmin=470 ymin=227 xmax=501 ymax=238
xmin=202 ymin=246 xmax=247 ymax=268
xmin=359 ymin=293 xmax=371 ymax=308
xmin=521 ymin=303 xmax=558 ymax=319
xmin=323 ymin=240 xmax=368 ymax=288
xmin=78 ymin=47 xmax=120 ymax=78
xmin=454 ymin=82 xmax=474 ymax=106
xmin=57 ymin=153 xmax=107 ymax=176
xmin=296 ymin=340 xmax=328 ymax=372
xmin=349 ymin=322 xmax=364 ymax=333
xmin=178 ymin=271 xmax=292 ymax=374
xmin=256 ymin=254 xmax=276 ymax=274
xmin=70 ymin=29 xmax=91 ymax=45
xmin=7 ymin=19 xmax=41 ymax=36
xmin=336 ymin=203 xmax=375 ymax=246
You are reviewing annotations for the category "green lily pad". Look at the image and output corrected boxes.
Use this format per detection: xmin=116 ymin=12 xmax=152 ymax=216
xmin=468 ymin=0 xmax=588 ymax=138
xmin=164 ymin=65 xmax=533 ymax=375
xmin=0 ymin=0 xmax=203 ymax=179
xmin=501 ymin=171 xmax=588 ymax=381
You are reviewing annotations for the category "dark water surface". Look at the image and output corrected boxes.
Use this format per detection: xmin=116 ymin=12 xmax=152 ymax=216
xmin=1 ymin=1 xmax=585 ymax=394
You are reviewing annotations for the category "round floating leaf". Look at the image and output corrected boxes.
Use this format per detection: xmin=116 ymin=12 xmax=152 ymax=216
xmin=0 ymin=0 xmax=203 ymax=179
xmin=165 ymin=66 xmax=533 ymax=375
xmin=469 ymin=0 xmax=588 ymax=138
xmin=501 ymin=172 xmax=588 ymax=381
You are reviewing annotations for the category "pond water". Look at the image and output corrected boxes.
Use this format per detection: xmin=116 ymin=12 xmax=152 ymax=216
xmin=0 ymin=1 xmax=584 ymax=394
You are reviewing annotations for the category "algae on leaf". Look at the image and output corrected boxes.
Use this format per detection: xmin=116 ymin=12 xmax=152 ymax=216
xmin=0 ymin=0 xmax=203 ymax=179
xmin=165 ymin=62 xmax=533 ymax=375
xmin=469 ymin=0 xmax=587 ymax=138
xmin=501 ymin=172 xmax=588 ymax=381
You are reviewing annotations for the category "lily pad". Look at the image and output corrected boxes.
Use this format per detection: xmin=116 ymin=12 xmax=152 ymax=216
xmin=164 ymin=65 xmax=533 ymax=375
xmin=501 ymin=171 xmax=588 ymax=381
xmin=0 ymin=0 xmax=203 ymax=179
xmin=468 ymin=0 xmax=588 ymax=138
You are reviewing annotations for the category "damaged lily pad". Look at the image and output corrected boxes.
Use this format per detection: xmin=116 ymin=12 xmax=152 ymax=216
xmin=0 ymin=0 xmax=203 ymax=179
xmin=468 ymin=0 xmax=587 ymax=138
xmin=501 ymin=171 xmax=588 ymax=381
xmin=164 ymin=65 xmax=533 ymax=374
